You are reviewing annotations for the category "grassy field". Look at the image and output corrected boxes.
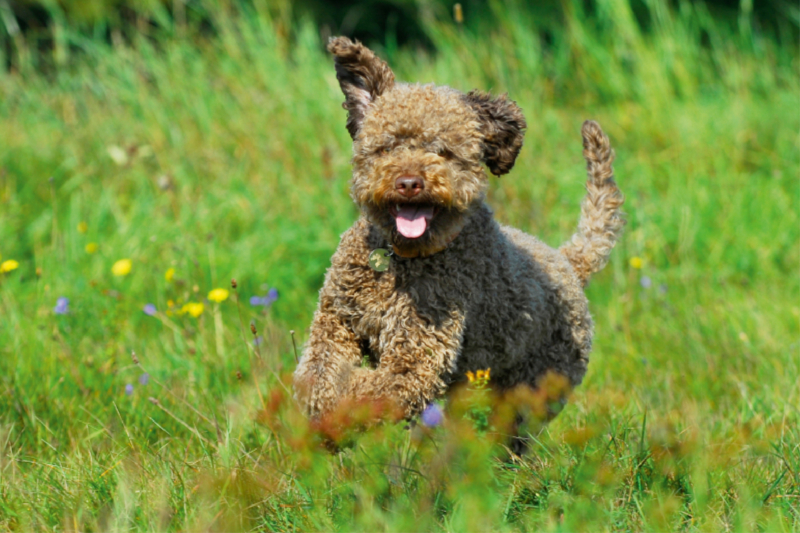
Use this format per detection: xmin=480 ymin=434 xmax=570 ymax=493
xmin=0 ymin=0 xmax=798 ymax=531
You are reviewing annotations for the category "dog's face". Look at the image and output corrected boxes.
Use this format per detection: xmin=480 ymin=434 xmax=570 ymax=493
xmin=329 ymin=37 xmax=526 ymax=256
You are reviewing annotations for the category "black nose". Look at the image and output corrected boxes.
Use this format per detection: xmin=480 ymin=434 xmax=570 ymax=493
xmin=395 ymin=176 xmax=425 ymax=198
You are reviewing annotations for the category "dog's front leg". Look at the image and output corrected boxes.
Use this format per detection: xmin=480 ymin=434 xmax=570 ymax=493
xmin=292 ymin=294 xmax=366 ymax=419
xmin=344 ymin=308 xmax=465 ymax=418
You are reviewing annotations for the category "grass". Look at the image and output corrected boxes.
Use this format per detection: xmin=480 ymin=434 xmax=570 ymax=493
xmin=0 ymin=0 xmax=798 ymax=530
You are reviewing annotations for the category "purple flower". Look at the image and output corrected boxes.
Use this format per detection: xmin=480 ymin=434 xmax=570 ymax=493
xmin=252 ymin=336 xmax=263 ymax=347
xmin=139 ymin=373 xmax=150 ymax=385
xmin=250 ymin=288 xmax=279 ymax=307
xmin=640 ymin=276 xmax=652 ymax=289
xmin=53 ymin=297 xmax=69 ymax=315
xmin=421 ymin=403 xmax=444 ymax=428
xmin=143 ymin=304 xmax=157 ymax=316
xmin=125 ymin=384 xmax=134 ymax=396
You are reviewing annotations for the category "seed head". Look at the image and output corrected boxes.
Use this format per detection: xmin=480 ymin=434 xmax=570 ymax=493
xmin=250 ymin=323 xmax=257 ymax=335
xmin=131 ymin=351 xmax=140 ymax=365
xmin=231 ymin=278 xmax=238 ymax=289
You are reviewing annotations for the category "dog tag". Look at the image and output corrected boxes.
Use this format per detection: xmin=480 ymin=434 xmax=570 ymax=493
xmin=368 ymin=248 xmax=391 ymax=272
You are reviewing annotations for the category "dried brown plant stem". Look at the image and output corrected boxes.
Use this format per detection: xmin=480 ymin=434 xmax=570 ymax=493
xmin=290 ymin=330 xmax=299 ymax=364
xmin=232 ymin=279 xmax=260 ymax=361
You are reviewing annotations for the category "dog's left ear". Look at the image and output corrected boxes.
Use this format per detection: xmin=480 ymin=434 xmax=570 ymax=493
xmin=464 ymin=90 xmax=527 ymax=176
xmin=328 ymin=36 xmax=396 ymax=139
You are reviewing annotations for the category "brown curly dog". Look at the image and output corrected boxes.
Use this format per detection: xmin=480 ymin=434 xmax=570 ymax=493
xmin=293 ymin=37 xmax=624 ymax=444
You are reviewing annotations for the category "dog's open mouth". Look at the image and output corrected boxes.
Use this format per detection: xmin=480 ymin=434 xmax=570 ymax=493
xmin=389 ymin=204 xmax=437 ymax=239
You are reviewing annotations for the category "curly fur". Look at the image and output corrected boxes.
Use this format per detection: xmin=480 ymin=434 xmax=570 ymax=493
xmin=294 ymin=37 xmax=624 ymax=431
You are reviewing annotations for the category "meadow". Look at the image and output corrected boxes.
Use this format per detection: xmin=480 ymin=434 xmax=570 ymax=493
xmin=0 ymin=0 xmax=798 ymax=530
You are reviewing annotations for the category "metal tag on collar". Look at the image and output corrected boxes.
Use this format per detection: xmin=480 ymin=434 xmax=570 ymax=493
xmin=368 ymin=248 xmax=392 ymax=272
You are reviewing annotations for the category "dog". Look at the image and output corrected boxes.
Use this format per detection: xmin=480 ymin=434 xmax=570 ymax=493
xmin=293 ymin=37 xmax=624 ymax=441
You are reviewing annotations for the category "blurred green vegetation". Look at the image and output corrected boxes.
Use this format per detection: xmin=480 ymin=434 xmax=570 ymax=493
xmin=0 ymin=0 xmax=798 ymax=530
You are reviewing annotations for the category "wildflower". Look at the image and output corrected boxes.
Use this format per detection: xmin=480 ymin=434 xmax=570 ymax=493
xmin=0 ymin=259 xmax=19 ymax=273
xmin=181 ymin=302 xmax=204 ymax=317
xmin=107 ymin=145 xmax=129 ymax=166
xmin=124 ymin=384 xmax=134 ymax=396
xmin=112 ymin=259 xmax=132 ymax=277
xmin=640 ymin=276 xmax=652 ymax=289
xmin=629 ymin=256 xmax=643 ymax=269
xmin=253 ymin=336 xmax=263 ymax=347
xmin=421 ymin=403 xmax=444 ymax=427
xmin=164 ymin=268 xmax=175 ymax=282
xmin=208 ymin=288 xmax=229 ymax=303
xmin=139 ymin=373 xmax=150 ymax=385
xmin=77 ymin=221 xmax=88 ymax=234
xmin=53 ymin=297 xmax=69 ymax=315
xmin=466 ymin=371 xmax=475 ymax=383
xmin=143 ymin=304 xmax=157 ymax=316
xmin=250 ymin=288 xmax=279 ymax=307
xmin=85 ymin=243 xmax=98 ymax=254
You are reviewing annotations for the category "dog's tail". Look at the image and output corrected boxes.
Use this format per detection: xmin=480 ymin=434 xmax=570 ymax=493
xmin=559 ymin=120 xmax=625 ymax=286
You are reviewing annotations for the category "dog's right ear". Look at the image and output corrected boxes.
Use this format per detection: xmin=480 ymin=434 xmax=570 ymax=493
xmin=327 ymin=36 xmax=396 ymax=139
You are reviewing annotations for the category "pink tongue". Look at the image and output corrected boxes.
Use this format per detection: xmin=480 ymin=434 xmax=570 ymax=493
xmin=395 ymin=205 xmax=434 ymax=239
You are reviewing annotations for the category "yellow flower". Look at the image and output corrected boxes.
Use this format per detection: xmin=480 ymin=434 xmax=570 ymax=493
xmin=165 ymin=267 xmax=175 ymax=282
xmin=466 ymin=371 xmax=475 ymax=383
xmin=77 ymin=221 xmax=88 ymax=234
xmin=486 ymin=368 xmax=491 ymax=380
xmin=629 ymin=256 xmax=643 ymax=269
xmin=85 ymin=242 xmax=98 ymax=254
xmin=182 ymin=302 xmax=204 ymax=317
xmin=476 ymin=370 xmax=485 ymax=381
xmin=0 ymin=259 xmax=19 ymax=273
xmin=112 ymin=258 xmax=132 ymax=276
xmin=208 ymin=288 xmax=229 ymax=303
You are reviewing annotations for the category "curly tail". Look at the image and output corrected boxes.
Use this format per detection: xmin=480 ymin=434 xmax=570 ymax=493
xmin=560 ymin=120 xmax=625 ymax=286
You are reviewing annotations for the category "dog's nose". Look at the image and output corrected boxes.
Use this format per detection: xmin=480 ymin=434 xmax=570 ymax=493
xmin=395 ymin=176 xmax=425 ymax=197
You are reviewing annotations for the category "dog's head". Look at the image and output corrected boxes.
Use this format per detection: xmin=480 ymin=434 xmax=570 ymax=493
xmin=328 ymin=37 xmax=526 ymax=257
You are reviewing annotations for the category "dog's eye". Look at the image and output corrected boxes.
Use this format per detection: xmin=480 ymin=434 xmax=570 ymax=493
xmin=382 ymin=147 xmax=392 ymax=154
xmin=433 ymin=147 xmax=453 ymax=159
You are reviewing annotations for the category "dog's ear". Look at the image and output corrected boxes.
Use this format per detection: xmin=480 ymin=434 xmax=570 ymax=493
xmin=464 ymin=91 xmax=526 ymax=176
xmin=327 ymin=36 xmax=396 ymax=139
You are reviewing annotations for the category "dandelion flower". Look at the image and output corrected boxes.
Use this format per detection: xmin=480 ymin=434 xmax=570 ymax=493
xmin=165 ymin=268 xmax=175 ymax=282
xmin=182 ymin=302 xmax=204 ymax=318
xmin=421 ymin=403 xmax=444 ymax=427
xmin=143 ymin=304 xmax=157 ymax=316
xmin=77 ymin=221 xmax=88 ymax=234
xmin=208 ymin=288 xmax=229 ymax=303
xmin=53 ymin=297 xmax=69 ymax=315
xmin=0 ymin=260 xmax=19 ymax=273
xmin=629 ymin=257 xmax=643 ymax=269
xmin=85 ymin=242 xmax=98 ymax=254
xmin=112 ymin=259 xmax=132 ymax=277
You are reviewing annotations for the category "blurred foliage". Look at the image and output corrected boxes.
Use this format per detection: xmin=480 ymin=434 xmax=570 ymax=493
xmin=1 ymin=0 xmax=797 ymax=72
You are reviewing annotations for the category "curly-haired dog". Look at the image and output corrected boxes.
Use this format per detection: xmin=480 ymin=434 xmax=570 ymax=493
xmin=293 ymin=37 xmax=624 ymax=439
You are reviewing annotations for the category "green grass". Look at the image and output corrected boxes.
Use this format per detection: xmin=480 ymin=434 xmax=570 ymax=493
xmin=0 ymin=0 xmax=798 ymax=531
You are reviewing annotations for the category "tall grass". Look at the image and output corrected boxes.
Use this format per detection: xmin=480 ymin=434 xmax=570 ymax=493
xmin=0 ymin=0 xmax=798 ymax=530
